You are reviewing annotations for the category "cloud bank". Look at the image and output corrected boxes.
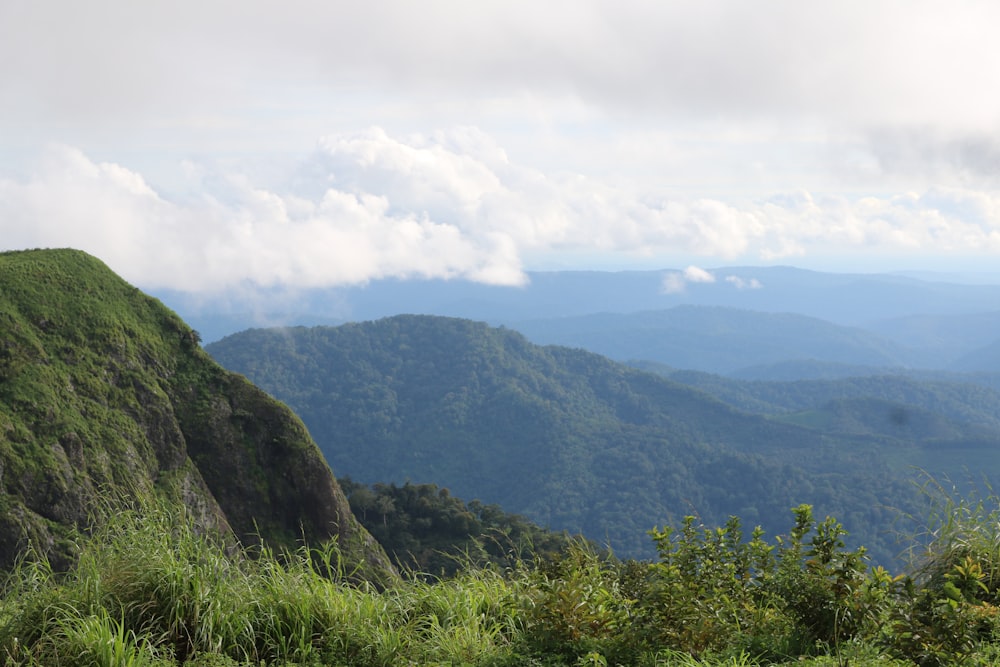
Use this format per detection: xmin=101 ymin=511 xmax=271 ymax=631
xmin=5 ymin=1 xmax=1000 ymax=285
xmin=5 ymin=1 xmax=1000 ymax=131
xmin=4 ymin=128 xmax=1000 ymax=292
xmin=5 ymin=0 xmax=1000 ymax=194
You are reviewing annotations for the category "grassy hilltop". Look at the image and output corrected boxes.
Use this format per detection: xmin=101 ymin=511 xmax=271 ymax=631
xmin=0 ymin=248 xmax=388 ymax=575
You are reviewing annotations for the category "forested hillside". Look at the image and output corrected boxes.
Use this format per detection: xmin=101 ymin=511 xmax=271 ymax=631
xmin=337 ymin=477 xmax=586 ymax=578
xmin=208 ymin=315 xmax=928 ymax=563
xmin=642 ymin=369 xmax=1000 ymax=482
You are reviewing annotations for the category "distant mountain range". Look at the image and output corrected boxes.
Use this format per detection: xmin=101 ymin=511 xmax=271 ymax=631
xmin=509 ymin=306 xmax=918 ymax=375
xmin=15 ymin=250 xmax=998 ymax=578
xmin=155 ymin=266 xmax=1000 ymax=378
xmin=205 ymin=315 xmax=1000 ymax=565
xmin=153 ymin=265 xmax=1000 ymax=335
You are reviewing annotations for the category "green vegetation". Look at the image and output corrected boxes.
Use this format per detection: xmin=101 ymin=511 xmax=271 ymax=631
xmin=5 ymin=486 xmax=1000 ymax=665
xmin=0 ymin=248 xmax=388 ymax=576
xmin=338 ymin=477 xmax=588 ymax=578
xmin=647 ymin=369 xmax=1000 ymax=484
xmin=206 ymin=316 xmax=926 ymax=565
xmin=11 ymin=250 xmax=1000 ymax=663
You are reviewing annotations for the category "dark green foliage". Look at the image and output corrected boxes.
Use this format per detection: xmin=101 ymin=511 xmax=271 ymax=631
xmin=0 ymin=248 xmax=389 ymax=577
xmin=519 ymin=542 xmax=635 ymax=664
xmin=339 ymin=477 xmax=581 ymax=578
xmin=207 ymin=315 xmax=922 ymax=565
xmin=631 ymin=506 xmax=884 ymax=660
xmin=653 ymin=369 xmax=1000 ymax=487
xmin=881 ymin=479 xmax=1000 ymax=665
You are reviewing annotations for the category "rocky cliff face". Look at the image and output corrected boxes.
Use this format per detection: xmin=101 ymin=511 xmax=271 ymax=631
xmin=0 ymin=248 xmax=389 ymax=577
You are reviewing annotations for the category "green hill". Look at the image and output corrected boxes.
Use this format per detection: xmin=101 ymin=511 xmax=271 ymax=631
xmin=0 ymin=248 xmax=389 ymax=575
xmin=207 ymin=315 xmax=926 ymax=563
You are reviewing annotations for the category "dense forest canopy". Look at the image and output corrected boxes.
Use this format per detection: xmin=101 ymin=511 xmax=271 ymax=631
xmin=204 ymin=315 xmax=991 ymax=565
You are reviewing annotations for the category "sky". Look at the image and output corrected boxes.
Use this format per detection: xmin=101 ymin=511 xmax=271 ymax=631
xmin=3 ymin=0 xmax=1000 ymax=293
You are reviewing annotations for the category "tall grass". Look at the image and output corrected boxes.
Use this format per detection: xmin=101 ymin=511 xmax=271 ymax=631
xmin=7 ymin=487 xmax=1000 ymax=665
xmin=906 ymin=475 xmax=1000 ymax=591
xmin=0 ymin=502 xmax=526 ymax=666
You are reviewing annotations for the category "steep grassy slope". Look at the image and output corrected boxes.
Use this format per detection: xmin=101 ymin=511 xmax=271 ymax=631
xmin=0 ymin=249 xmax=388 ymax=575
xmin=207 ymin=315 xmax=923 ymax=563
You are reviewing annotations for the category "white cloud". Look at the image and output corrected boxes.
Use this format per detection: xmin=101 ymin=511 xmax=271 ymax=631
xmin=5 ymin=130 xmax=1000 ymax=293
xmin=4 ymin=0 xmax=1000 ymax=237
xmin=660 ymin=269 xmax=761 ymax=295
xmin=0 ymin=142 xmax=527 ymax=291
xmin=725 ymin=276 xmax=763 ymax=290
xmin=661 ymin=266 xmax=715 ymax=294
xmin=684 ymin=266 xmax=716 ymax=284
xmin=660 ymin=273 xmax=687 ymax=294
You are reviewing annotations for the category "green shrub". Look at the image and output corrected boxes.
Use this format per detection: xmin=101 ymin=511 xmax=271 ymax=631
xmin=631 ymin=505 xmax=888 ymax=662
xmin=886 ymin=478 xmax=1000 ymax=665
xmin=519 ymin=542 xmax=634 ymax=664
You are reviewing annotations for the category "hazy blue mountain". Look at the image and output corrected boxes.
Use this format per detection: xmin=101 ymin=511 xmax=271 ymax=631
xmin=950 ymin=338 xmax=1000 ymax=373
xmin=723 ymin=359 xmax=899 ymax=381
xmin=509 ymin=306 xmax=918 ymax=375
xmin=152 ymin=266 xmax=1000 ymax=343
xmin=777 ymin=397 xmax=973 ymax=442
xmin=649 ymin=368 xmax=1000 ymax=431
xmin=864 ymin=311 xmax=1000 ymax=367
xmin=641 ymin=367 xmax=1000 ymax=483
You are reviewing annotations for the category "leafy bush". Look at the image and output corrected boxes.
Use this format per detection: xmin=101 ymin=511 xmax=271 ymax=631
xmin=629 ymin=506 xmax=888 ymax=661
xmin=518 ymin=542 xmax=634 ymax=664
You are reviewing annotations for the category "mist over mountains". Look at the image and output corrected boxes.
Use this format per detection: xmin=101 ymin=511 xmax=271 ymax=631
xmin=158 ymin=267 xmax=1000 ymax=335
xmin=158 ymin=265 xmax=1000 ymax=378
